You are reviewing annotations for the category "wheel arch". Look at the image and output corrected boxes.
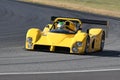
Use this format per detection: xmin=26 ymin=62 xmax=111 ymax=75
xmin=26 ymin=28 xmax=41 ymax=43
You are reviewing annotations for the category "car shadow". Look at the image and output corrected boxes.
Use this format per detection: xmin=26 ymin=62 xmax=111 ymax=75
xmin=26 ymin=48 xmax=120 ymax=58
xmin=87 ymin=50 xmax=120 ymax=57
xmin=52 ymin=50 xmax=120 ymax=58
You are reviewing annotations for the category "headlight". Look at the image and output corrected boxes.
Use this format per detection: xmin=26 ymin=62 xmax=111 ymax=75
xmin=76 ymin=42 xmax=82 ymax=47
xmin=72 ymin=41 xmax=82 ymax=53
xmin=28 ymin=43 xmax=33 ymax=49
xmin=27 ymin=37 xmax=32 ymax=43
xmin=72 ymin=46 xmax=78 ymax=53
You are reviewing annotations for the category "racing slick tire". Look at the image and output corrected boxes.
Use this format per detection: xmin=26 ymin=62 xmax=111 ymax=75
xmin=100 ymin=31 xmax=105 ymax=51
xmin=85 ymin=36 xmax=90 ymax=54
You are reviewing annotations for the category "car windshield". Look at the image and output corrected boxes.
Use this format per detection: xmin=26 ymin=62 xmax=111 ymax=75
xmin=50 ymin=20 xmax=80 ymax=34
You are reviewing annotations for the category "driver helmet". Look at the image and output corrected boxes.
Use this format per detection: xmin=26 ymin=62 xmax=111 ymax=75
xmin=57 ymin=21 xmax=64 ymax=29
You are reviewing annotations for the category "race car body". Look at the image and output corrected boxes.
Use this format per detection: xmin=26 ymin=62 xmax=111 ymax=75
xmin=25 ymin=16 xmax=109 ymax=54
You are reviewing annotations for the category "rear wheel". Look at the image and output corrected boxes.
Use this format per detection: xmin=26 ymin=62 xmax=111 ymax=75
xmin=100 ymin=31 xmax=105 ymax=51
xmin=85 ymin=36 xmax=90 ymax=54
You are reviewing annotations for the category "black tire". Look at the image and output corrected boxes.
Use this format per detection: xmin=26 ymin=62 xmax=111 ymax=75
xmin=100 ymin=31 xmax=105 ymax=51
xmin=85 ymin=36 xmax=90 ymax=54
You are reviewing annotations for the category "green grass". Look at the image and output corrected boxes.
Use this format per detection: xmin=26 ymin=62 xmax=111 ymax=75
xmin=55 ymin=0 xmax=120 ymax=11
xmin=74 ymin=0 xmax=118 ymax=10
xmin=19 ymin=0 xmax=120 ymax=17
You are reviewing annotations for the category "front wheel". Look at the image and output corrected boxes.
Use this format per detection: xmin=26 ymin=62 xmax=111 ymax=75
xmin=85 ymin=36 xmax=90 ymax=54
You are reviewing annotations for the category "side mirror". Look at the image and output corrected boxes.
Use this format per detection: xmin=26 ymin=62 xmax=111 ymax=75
xmin=46 ymin=25 xmax=49 ymax=28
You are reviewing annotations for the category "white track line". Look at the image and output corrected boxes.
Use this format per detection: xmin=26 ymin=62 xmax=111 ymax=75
xmin=0 ymin=68 xmax=120 ymax=75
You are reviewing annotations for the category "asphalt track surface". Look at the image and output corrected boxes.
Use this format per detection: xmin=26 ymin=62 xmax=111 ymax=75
xmin=0 ymin=0 xmax=120 ymax=80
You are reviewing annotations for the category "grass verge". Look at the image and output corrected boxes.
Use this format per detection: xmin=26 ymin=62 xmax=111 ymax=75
xmin=19 ymin=0 xmax=120 ymax=18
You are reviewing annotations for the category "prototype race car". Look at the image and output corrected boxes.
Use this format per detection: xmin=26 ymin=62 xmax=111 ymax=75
xmin=25 ymin=16 xmax=109 ymax=54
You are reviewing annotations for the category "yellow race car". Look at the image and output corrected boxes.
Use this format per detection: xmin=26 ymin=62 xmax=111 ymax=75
xmin=25 ymin=16 xmax=109 ymax=54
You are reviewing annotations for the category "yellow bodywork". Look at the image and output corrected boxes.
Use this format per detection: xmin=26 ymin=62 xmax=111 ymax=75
xmin=25 ymin=17 xmax=106 ymax=54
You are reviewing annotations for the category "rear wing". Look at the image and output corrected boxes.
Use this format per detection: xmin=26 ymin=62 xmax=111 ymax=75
xmin=80 ymin=19 xmax=109 ymax=38
xmin=51 ymin=16 xmax=109 ymax=37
